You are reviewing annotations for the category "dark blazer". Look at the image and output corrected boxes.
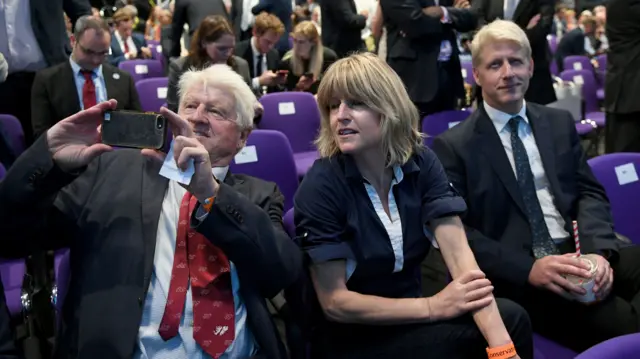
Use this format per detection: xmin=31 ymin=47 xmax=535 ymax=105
xmin=166 ymin=56 xmax=251 ymax=112
xmin=432 ymin=103 xmax=625 ymax=288
xmin=108 ymin=32 xmax=148 ymax=67
xmin=235 ymin=39 xmax=281 ymax=79
xmin=170 ymin=0 xmax=229 ymax=58
xmin=230 ymin=0 xmax=245 ymax=40
xmin=0 ymin=137 xmax=303 ymax=359
xmin=30 ymin=0 xmax=91 ymax=67
xmin=320 ymin=0 xmax=366 ymax=58
xmin=472 ymin=0 xmax=556 ymax=105
xmin=0 ymin=279 xmax=18 ymax=359
xmin=605 ymin=0 xmax=640 ymax=113
xmin=30 ymin=61 xmax=142 ymax=140
xmin=381 ymin=0 xmax=476 ymax=104
xmin=251 ymin=0 xmax=293 ymax=55
xmin=554 ymin=28 xmax=588 ymax=72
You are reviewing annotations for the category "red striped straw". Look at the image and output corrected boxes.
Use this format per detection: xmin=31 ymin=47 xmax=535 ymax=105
xmin=572 ymin=220 xmax=581 ymax=256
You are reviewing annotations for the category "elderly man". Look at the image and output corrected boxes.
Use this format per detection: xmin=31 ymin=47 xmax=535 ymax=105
xmin=0 ymin=64 xmax=301 ymax=359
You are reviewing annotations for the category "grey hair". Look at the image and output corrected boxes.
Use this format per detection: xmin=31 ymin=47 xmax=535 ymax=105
xmin=178 ymin=64 xmax=257 ymax=131
xmin=74 ymin=15 xmax=110 ymax=41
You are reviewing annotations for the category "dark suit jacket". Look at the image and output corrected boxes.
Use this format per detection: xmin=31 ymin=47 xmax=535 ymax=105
xmin=605 ymin=0 xmax=640 ymax=114
xmin=278 ymin=47 xmax=339 ymax=94
xmin=252 ymin=0 xmax=293 ymax=55
xmin=108 ymin=32 xmax=148 ymax=67
xmin=234 ymin=39 xmax=281 ymax=93
xmin=0 ymin=279 xmax=18 ymax=359
xmin=381 ymin=0 xmax=476 ymax=104
xmin=170 ymin=0 xmax=229 ymax=58
xmin=230 ymin=0 xmax=245 ymax=40
xmin=472 ymin=0 xmax=556 ymax=105
xmin=320 ymin=0 xmax=366 ymax=58
xmin=554 ymin=28 xmax=587 ymax=72
xmin=30 ymin=61 xmax=142 ymax=139
xmin=0 ymin=136 xmax=303 ymax=359
xmin=432 ymin=103 xmax=625 ymax=289
xmin=166 ymin=56 xmax=251 ymax=112
xmin=30 ymin=0 xmax=91 ymax=67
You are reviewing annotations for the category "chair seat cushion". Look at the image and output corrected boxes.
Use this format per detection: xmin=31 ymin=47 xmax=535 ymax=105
xmin=294 ymin=151 xmax=319 ymax=179
xmin=596 ymin=88 xmax=605 ymax=101
xmin=585 ymin=111 xmax=606 ymax=127
xmin=534 ymin=333 xmax=577 ymax=359
xmin=575 ymin=122 xmax=595 ymax=135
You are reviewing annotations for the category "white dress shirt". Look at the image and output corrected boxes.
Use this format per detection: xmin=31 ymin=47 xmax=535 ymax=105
xmin=241 ymin=0 xmax=259 ymax=32
xmin=114 ymin=31 xmax=138 ymax=59
xmin=485 ymin=101 xmax=570 ymax=241
xmin=0 ymin=0 xmax=47 ymax=73
xmin=69 ymin=58 xmax=108 ymax=110
xmin=250 ymin=37 xmax=267 ymax=91
xmin=135 ymin=167 xmax=257 ymax=359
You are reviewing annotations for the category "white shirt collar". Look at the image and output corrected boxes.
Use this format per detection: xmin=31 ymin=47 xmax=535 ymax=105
xmin=250 ymin=37 xmax=263 ymax=58
xmin=484 ymin=100 xmax=528 ymax=134
xmin=212 ymin=166 xmax=229 ymax=182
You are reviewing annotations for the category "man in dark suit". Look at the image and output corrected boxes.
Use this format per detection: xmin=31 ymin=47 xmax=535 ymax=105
xmin=234 ymin=12 xmax=286 ymax=95
xmin=554 ymin=16 xmax=596 ymax=72
xmin=0 ymin=0 xmax=91 ymax=145
xmin=170 ymin=0 xmax=229 ymax=58
xmin=432 ymin=20 xmax=640 ymax=352
xmin=0 ymin=280 xmax=18 ymax=359
xmin=31 ymin=16 xmax=141 ymax=140
xmin=605 ymin=0 xmax=640 ymax=153
xmin=320 ymin=0 xmax=367 ymax=58
xmin=472 ymin=0 xmax=557 ymax=105
xmin=230 ymin=0 xmax=257 ymax=41
xmin=0 ymin=64 xmax=301 ymax=358
xmin=251 ymin=0 xmax=292 ymax=55
xmin=108 ymin=7 xmax=153 ymax=66
xmin=381 ymin=0 xmax=476 ymax=117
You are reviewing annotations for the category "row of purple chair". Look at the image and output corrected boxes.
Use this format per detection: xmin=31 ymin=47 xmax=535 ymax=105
xmin=118 ymin=59 xmax=164 ymax=83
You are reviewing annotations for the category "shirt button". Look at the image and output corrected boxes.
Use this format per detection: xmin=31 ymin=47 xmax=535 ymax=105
xmin=190 ymin=320 xmax=194 ymax=327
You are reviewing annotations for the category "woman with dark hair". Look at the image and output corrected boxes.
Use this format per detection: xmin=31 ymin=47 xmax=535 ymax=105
xmin=166 ymin=15 xmax=251 ymax=112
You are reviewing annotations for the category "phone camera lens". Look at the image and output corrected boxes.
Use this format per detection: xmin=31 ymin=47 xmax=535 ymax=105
xmin=156 ymin=119 xmax=163 ymax=129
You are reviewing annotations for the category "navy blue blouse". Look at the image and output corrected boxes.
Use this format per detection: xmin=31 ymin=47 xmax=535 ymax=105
xmin=294 ymin=147 xmax=467 ymax=299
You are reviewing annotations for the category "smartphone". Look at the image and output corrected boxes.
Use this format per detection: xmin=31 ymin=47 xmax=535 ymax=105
xmin=277 ymin=70 xmax=289 ymax=77
xmin=101 ymin=110 xmax=167 ymax=150
xmin=302 ymin=72 xmax=313 ymax=78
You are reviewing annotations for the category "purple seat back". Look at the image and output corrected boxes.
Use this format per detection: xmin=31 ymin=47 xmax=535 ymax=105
xmin=118 ymin=59 xmax=164 ymax=83
xmin=547 ymin=35 xmax=558 ymax=53
xmin=0 ymin=259 xmax=26 ymax=317
xmin=283 ymin=208 xmax=295 ymax=238
xmin=258 ymin=92 xmax=320 ymax=153
xmin=229 ymin=130 xmax=298 ymax=211
xmin=147 ymin=39 xmax=160 ymax=47
xmin=595 ymin=54 xmax=607 ymax=72
xmin=550 ymin=60 xmax=559 ymax=76
xmin=563 ymin=55 xmax=594 ymax=72
xmin=575 ymin=333 xmax=640 ymax=358
xmin=422 ymin=110 xmax=471 ymax=147
xmin=588 ymin=153 xmax=640 ymax=244
xmin=534 ymin=333 xmax=577 ymax=359
xmin=0 ymin=163 xmax=6 ymax=180
xmin=460 ymin=61 xmax=475 ymax=85
xmin=0 ymin=114 xmax=26 ymax=157
xmin=53 ymin=248 xmax=71 ymax=315
xmin=560 ymin=69 xmax=599 ymax=113
xmin=135 ymin=77 xmax=169 ymax=112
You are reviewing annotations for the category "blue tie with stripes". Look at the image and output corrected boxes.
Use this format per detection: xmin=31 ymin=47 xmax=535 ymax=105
xmin=508 ymin=116 xmax=559 ymax=258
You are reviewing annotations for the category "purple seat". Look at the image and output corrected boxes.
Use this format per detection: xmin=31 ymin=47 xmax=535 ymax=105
xmin=564 ymin=55 xmax=594 ymax=72
xmin=534 ymin=333 xmax=577 ymax=359
xmin=422 ymin=110 xmax=471 ymax=147
xmin=575 ymin=333 xmax=640 ymax=358
xmin=0 ymin=163 xmax=6 ymax=180
xmin=258 ymin=92 xmax=321 ymax=177
xmin=595 ymin=54 xmax=607 ymax=72
xmin=576 ymin=121 xmax=596 ymax=136
xmin=0 ymin=259 xmax=26 ymax=317
xmin=229 ymin=129 xmax=298 ymax=211
xmin=588 ymin=153 xmax=640 ymax=244
xmin=547 ymin=35 xmax=558 ymax=53
xmin=596 ymin=88 xmax=604 ymax=101
xmin=560 ymin=69 xmax=604 ymax=127
xmin=53 ymin=248 xmax=71 ymax=315
xmin=460 ymin=61 xmax=475 ymax=85
xmin=283 ymin=208 xmax=295 ymax=238
xmin=147 ymin=39 xmax=160 ymax=47
xmin=118 ymin=59 xmax=164 ymax=83
xmin=0 ymin=114 xmax=26 ymax=157
xmin=550 ymin=60 xmax=559 ymax=76
xmin=293 ymin=151 xmax=319 ymax=178
xmin=135 ymin=77 xmax=169 ymax=112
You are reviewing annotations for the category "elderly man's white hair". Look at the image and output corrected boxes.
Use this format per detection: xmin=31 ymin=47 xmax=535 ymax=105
xmin=177 ymin=64 xmax=257 ymax=131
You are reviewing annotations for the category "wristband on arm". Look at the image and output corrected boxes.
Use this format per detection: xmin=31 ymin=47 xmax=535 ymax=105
xmin=486 ymin=342 xmax=516 ymax=359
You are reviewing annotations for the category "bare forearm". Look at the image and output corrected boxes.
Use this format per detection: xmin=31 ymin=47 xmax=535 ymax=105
xmin=434 ymin=216 xmax=512 ymax=347
xmin=323 ymin=291 xmax=431 ymax=325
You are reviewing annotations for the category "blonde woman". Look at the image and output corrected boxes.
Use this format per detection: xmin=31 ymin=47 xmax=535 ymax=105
xmin=278 ymin=21 xmax=337 ymax=94
xmin=293 ymin=53 xmax=533 ymax=359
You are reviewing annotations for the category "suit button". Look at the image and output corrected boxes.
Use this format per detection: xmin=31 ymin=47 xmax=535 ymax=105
xmin=138 ymin=297 xmax=143 ymax=306
xmin=226 ymin=206 xmax=234 ymax=214
xmin=236 ymin=215 xmax=243 ymax=223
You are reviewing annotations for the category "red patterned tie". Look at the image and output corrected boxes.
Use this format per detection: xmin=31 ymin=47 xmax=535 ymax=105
xmin=123 ymin=39 xmax=130 ymax=54
xmin=81 ymin=70 xmax=97 ymax=110
xmin=158 ymin=193 xmax=236 ymax=358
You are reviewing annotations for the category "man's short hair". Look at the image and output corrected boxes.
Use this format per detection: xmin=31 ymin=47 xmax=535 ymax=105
xmin=74 ymin=15 xmax=111 ymax=41
xmin=253 ymin=12 xmax=285 ymax=36
xmin=471 ymin=19 xmax=532 ymax=67
xmin=112 ymin=7 xmax=134 ymax=24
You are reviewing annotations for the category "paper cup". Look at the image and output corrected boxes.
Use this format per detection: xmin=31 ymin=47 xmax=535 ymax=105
xmin=564 ymin=255 xmax=598 ymax=303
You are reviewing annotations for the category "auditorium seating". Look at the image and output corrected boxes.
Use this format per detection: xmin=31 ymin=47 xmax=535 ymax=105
xmin=575 ymin=333 xmax=640 ymax=358
xmin=560 ymin=69 xmax=605 ymax=127
xmin=421 ymin=110 xmax=471 ymax=147
xmin=118 ymin=59 xmax=164 ymax=83
xmin=135 ymin=77 xmax=169 ymax=112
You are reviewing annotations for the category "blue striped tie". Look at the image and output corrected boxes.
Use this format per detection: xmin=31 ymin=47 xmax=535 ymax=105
xmin=508 ymin=116 xmax=559 ymax=258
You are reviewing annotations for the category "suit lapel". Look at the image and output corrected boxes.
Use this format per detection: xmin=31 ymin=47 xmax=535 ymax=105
xmin=141 ymin=157 xmax=170 ymax=289
xmin=527 ymin=105 xmax=563 ymax=209
xmin=492 ymin=0 xmax=505 ymax=19
xmin=511 ymin=0 xmax=528 ymax=24
xmin=102 ymin=65 xmax=120 ymax=103
xmin=474 ymin=106 xmax=527 ymax=216
xmin=61 ymin=62 xmax=81 ymax=115
xmin=243 ymin=42 xmax=255 ymax=78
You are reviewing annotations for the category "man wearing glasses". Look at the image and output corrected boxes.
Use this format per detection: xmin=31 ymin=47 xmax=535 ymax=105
xmin=31 ymin=16 xmax=141 ymax=139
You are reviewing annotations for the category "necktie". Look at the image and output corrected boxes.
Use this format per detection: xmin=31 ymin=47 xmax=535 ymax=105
xmin=81 ymin=70 xmax=97 ymax=110
xmin=159 ymin=193 xmax=236 ymax=358
xmin=255 ymin=54 xmax=263 ymax=78
xmin=123 ymin=39 xmax=130 ymax=54
xmin=508 ymin=117 xmax=559 ymax=258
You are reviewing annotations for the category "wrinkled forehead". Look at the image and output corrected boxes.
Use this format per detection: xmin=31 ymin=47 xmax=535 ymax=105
xmin=180 ymin=83 xmax=236 ymax=111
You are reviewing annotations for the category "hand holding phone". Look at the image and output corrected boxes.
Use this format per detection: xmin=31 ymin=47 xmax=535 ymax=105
xmin=101 ymin=110 xmax=167 ymax=150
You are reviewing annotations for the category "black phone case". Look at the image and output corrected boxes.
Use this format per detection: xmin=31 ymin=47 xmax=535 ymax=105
xmin=101 ymin=111 xmax=167 ymax=150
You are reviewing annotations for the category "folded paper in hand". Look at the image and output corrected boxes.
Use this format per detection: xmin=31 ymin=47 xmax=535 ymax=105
xmin=159 ymin=141 xmax=195 ymax=185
